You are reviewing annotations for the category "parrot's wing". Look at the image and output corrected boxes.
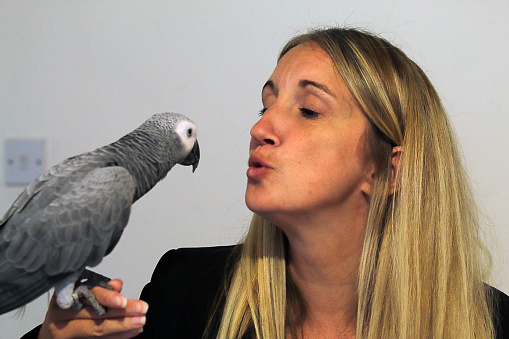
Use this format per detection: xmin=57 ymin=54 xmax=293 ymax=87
xmin=0 ymin=164 xmax=59 ymax=229
xmin=0 ymin=166 xmax=135 ymax=314
xmin=4 ymin=166 xmax=136 ymax=275
xmin=1 ymin=154 xmax=96 ymax=230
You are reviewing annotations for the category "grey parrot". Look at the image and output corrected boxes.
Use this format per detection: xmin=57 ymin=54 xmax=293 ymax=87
xmin=0 ymin=112 xmax=200 ymax=315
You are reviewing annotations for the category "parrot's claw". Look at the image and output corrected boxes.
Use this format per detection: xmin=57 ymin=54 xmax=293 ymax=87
xmin=71 ymin=269 xmax=113 ymax=316
xmin=71 ymin=285 xmax=107 ymax=315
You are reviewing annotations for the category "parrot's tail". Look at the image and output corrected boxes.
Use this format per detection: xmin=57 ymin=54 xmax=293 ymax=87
xmin=0 ymin=267 xmax=65 ymax=315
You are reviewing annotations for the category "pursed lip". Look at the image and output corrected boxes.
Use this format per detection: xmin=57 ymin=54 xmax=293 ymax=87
xmin=247 ymin=153 xmax=273 ymax=179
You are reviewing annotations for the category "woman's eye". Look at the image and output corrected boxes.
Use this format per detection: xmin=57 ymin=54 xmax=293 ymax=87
xmin=258 ymin=108 xmax=267 ymax=117
xmin=300 ymin=107 xmax=320 ymax=119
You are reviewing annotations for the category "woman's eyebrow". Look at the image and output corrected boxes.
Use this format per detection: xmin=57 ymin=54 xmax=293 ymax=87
xmin=261 ymin=79 xmax=335 ymax=99
xmin=299 ymin=79 xmax=336 ymax=99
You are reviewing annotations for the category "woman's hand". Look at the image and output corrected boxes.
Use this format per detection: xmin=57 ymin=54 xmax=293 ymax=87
xmin=38 ymin=279 xmax=147 ymax=339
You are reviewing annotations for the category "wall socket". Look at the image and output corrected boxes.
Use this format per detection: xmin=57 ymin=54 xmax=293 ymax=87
xmin=4 ymin=138 xmax=46 ymax=185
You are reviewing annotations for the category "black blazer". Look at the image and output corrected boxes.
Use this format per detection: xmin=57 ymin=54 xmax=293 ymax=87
xmin=137 ymin=245 xmax=238 ymax=338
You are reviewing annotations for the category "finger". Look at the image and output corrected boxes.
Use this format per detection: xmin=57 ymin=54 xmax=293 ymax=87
xmin=81 ymin=299 xmax=148 ymax=319
xmin=91 ymin=284 xmax=128 ymax=310
xmin=50 ymin=297 xmax=148 ymax=322
xmin=104 ymin=279 xmax=123 ymax=293
xmin=105 ymin=299 xmax=149 ymax=318
xmin=88 ymin=279 xmax=125 ymax=309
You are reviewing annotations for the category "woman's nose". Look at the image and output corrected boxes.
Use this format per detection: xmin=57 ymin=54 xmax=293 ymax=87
xmin=249 ymin=109 xmax=281 ymax=147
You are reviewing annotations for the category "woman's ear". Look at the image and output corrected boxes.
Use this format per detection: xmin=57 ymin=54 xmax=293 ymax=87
xmin=389 ymin=146 xmax=403 ymax=195
xmin=362 ymin=165 xmax=376 ymax=197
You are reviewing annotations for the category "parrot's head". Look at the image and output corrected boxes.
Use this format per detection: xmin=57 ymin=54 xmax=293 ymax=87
xmin=144 ymin=112 xmax=200 ymax=172
xmin=174 ymin=118 xmax=200 ymax=172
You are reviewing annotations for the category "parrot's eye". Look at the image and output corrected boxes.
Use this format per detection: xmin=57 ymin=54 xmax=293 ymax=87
xmin=187 ymin=128 xmax=193 ymax=137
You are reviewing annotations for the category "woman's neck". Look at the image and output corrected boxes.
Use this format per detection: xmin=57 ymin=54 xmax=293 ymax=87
xmin=285 ymin=210 xmax=366 ymax=338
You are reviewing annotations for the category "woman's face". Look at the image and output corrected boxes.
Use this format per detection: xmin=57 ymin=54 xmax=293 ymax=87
xmin=245 ymin=42 xmax=374 ymax=228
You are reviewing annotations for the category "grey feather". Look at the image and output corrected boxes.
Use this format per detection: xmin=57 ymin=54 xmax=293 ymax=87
xmin=0 ymin=112 xmax=199 ymax=315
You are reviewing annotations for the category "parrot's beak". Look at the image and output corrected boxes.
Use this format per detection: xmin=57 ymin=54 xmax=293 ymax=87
xmin=181 ymin=140 xmax=200 ymax=172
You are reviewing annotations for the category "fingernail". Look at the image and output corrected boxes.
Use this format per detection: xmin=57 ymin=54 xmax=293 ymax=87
xmin=138 ymin=301 xmax=149 ymax=314
xmin=114 ymin=295 xmax=128 ymax=308
xmin=132 ymin=316 xmax=146 ymax=326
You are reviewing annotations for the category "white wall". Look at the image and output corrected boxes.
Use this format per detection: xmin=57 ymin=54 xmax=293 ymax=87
xmin=1 ymin=1 xmax=508 ymax=337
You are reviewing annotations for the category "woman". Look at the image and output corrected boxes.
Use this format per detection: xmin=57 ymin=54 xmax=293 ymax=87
xmin=28 ymin=27 xmax=508 ymax=338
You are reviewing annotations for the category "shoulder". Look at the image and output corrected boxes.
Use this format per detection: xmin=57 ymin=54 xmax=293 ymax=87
xmin=490 ymin=286 xmax=509 ymax=339
xmin=139 ymin=245 xmax=240 ymax=338
xmin=150 ymin=245 xmax=239 ymax=281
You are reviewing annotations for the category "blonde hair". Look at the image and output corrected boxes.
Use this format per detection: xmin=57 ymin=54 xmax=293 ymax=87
xmin=216 ymin=28 xmax=493 ymax=338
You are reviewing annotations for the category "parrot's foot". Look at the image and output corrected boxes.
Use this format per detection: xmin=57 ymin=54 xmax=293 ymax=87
xmin=71 ymin=269 xmax=113 ymax=316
